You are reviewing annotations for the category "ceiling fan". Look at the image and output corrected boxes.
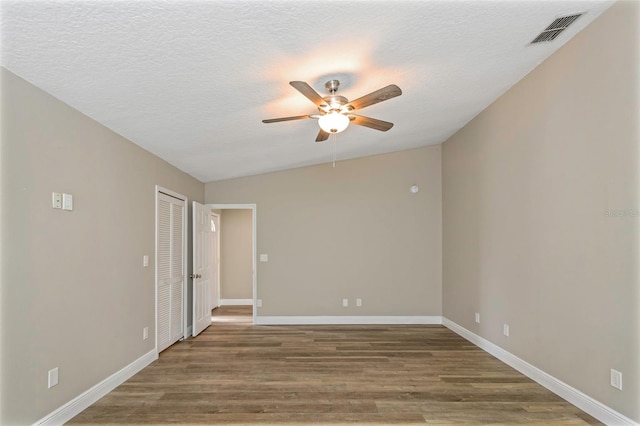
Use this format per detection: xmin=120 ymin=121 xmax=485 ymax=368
xmin=262 ymin=80 xmax=402 ymax=142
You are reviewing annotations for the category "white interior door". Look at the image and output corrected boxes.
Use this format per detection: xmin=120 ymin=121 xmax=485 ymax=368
xmin=211 ymin=213 xmax=220 ymax=309
xmin=192 ymin=201 xmax=212 ymax=337
xmin=157 ymin=191 xmax=186 ymax=353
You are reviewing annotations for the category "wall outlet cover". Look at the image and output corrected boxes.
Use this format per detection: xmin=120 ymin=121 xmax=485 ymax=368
xmin=610 ymin=369 xmax=622 ymax=390
xmin=52 ymin=192 xmax=62 ymax=209
xmin=48 ymin=368 xmax=59 ymax=388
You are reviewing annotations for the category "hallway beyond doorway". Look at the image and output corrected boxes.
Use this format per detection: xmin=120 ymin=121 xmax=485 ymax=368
xmin=211 ymin=305 xmax=253 ymax=325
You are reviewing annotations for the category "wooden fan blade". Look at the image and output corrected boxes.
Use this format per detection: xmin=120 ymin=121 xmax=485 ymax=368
xmin=346 ymin=84 xmax=402 ymax=111
xmin=315 ymin=129 xmax=330 ymax=142
xmin=290 ymin=81 xmax=328 ymax=108
xmin=348 ymin=114 xmax=394 ymax=131
xmin=262 ymin=115 xmax=312 ymax=123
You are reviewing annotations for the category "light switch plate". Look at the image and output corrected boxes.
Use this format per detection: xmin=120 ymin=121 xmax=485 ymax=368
xmin=260 ymin=254 xmax=268 ymax=262
xmin=62 ymin=193 xmax=73 ymax=211
xmin=143 ymin=255 xmax=149 ymax=267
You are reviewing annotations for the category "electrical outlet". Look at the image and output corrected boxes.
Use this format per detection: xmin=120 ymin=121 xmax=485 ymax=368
xmin=48 ymin=368 xmax=59 ymax=388
xmin=356 ymin=298 xmax=362 ymax=307
xmin=260 ymin=254 xmax=268 ymax=262
xmin=342 ymin=299 xmax=349 ymax=307
xmin=52 ymin=192 xmax=62 ymax=209
xmin=475 ymin=313 xmax=480 ymax=323
xmin=257 ymin=299 xmax=262 ymax=308
xmin=143 ymin=327 xmax=149 ymax=340
xmin=610 ymin=369 xmax=622 ymax=390
xmin=503 ymin=324 xmax=510 ymax=337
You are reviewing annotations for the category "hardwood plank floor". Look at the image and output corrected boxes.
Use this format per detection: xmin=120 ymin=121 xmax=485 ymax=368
xmin=69 ymin=307 xmax=600 ymax=425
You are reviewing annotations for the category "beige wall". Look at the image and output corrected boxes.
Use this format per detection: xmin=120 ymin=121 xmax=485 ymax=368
xmin=0 ymin=68 xmax=205 ymax=424
xmin=220 ymin=209 xmax=253 ymax=300
xmin=442 ymin=1 xmax=639 ymax=422
xmin=206 ymin=145 xmax=442 ymax=316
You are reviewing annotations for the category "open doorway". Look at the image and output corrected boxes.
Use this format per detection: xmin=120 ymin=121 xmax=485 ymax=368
xmin=211 ymin=306 xmax=253 ymax=325
xmin=207 ymin=204 xmax=257 ymax=324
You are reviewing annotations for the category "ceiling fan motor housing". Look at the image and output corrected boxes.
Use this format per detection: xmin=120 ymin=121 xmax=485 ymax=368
xmin=320 ymin=80 xmax=353 ymax=114
xmin=320 ymin=95 xmax=349 ymax=112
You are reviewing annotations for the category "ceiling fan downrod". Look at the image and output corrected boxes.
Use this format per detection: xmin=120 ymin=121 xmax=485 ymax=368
xmin=325 ymin=79 xmax=340 ymax=94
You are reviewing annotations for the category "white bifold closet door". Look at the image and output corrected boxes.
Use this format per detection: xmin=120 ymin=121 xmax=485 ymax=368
xmin=157 ymin=192 xmax=185 ymax=353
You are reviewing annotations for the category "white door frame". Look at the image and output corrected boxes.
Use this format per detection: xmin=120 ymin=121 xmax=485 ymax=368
xmin=210 ymin=211 xmax=221 ymax=310
xmin=155 ymin=185 xmax=189 ymax=354
xmin=206 ymin=204 xmax=257 ymax=323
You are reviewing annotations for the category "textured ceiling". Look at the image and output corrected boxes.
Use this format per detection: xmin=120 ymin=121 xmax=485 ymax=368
xmin=1 ymin=0 xmax=613 ymax=182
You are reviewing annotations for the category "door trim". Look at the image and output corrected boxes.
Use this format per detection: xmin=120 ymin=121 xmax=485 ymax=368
xmin=206 ymin=204 xmax=257 ymax=324
xmin=155 ymin=185 xmax=188 ymax=354
xmin=211 ymin=212 xmax=220 ymax=310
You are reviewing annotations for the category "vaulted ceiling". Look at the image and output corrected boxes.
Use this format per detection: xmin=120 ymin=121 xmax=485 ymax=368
xmin=1 ymin=1 xmax=613 ymax=182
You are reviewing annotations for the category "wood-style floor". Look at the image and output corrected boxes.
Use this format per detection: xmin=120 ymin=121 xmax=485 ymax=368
xmin=69 ymin=306 xmax=600 ymax=425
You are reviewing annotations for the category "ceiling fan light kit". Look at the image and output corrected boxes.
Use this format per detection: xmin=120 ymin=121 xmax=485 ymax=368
xmin=263 ymin=79 xmax=402 ymax=142
xmin=318 ymin=111 xmax=350 ymax=134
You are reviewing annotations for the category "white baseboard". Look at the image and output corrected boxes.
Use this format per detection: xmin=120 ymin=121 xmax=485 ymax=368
xmin=220 ymin=298 xmax=253 ymax=306
xmin=254 ymin=316 xmax=442 ymax=325
xmin=442 ymin=318 xmax=638 ymax=426
xmin=35 ymin=349 xmax=158 ymax=426
xmin=32 ymin=319 xmax=636 ymax=426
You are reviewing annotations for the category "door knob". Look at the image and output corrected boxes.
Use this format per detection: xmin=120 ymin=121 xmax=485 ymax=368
xmin=190 ymin=273 xmax=196 ymax=279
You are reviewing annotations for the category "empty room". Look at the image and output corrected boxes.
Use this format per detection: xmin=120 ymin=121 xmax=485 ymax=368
xmin=1 ymin=0 xmax=638 ymax=425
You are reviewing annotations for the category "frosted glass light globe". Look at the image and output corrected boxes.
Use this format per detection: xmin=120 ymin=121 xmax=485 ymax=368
xmin=318 ymin=112 xmax=350 ymax=134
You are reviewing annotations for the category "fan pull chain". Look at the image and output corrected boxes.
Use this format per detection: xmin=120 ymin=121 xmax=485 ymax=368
xmin=332 ymin=133 xmax=337 ymax=168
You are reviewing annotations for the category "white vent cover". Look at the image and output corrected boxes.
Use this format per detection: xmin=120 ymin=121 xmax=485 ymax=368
xmin=531 ymin=13 xmax=583 ymax=44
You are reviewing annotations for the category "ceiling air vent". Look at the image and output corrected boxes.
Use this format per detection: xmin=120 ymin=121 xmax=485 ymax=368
xmin=530 ymin=13 xmax=583 ymax=44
